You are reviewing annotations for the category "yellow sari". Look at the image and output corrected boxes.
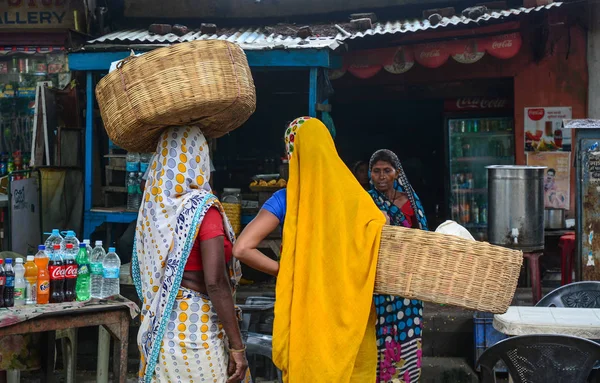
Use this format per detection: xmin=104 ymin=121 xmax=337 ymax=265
xmin=273 ymin=118 xmax=385 ymax=382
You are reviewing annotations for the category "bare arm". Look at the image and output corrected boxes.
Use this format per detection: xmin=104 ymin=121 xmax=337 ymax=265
xmin=233 ymin=209 xmax=280 ymax=277
xmin=201 ymin=236 xmax=244 ymax=349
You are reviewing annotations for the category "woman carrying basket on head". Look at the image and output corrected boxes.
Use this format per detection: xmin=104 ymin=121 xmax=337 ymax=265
xmin=132 ymin=126 xmax=251 ymax=383
xmin=369 ymin=149 xmax=428 ymax=383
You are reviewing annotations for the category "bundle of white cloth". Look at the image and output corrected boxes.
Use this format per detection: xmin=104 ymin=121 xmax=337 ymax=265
xmin=435 ymin=220 xmax=475 ymax=241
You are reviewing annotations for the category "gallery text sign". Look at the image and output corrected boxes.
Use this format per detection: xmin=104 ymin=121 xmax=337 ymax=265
xmin=0 ymin=0 xmax=75 ymax=29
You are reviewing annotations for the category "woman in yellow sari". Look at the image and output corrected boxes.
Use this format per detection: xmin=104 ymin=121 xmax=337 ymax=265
xmin=236 ymin=117 xmax=386 ymax=382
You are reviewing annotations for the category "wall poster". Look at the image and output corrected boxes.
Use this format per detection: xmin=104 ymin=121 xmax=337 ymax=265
xmin=526 ymin=151 xmax=571 ymax=209
xmin=525 ymin=107 xmax=572 ymax=152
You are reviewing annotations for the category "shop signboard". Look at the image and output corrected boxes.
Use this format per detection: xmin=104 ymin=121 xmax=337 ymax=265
xmin=0 ymin=0 xmax=76 ymax=30
xmin=526 ymin=152 xmax=571 ymax=209
xmin=525 ymin=107 xmax=572 ymax=152
xmin=443 ymin=97 xmax=512 ymax=112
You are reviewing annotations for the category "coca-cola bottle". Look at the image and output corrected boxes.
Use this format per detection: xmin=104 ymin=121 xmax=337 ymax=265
xmin=63 ymin=243 xmax=78 ymax=302
xmin=49 ymin=244 xmax=65 ymax=303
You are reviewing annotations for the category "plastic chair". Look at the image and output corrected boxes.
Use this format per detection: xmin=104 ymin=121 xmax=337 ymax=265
xmin=238 ymin=296 xmax=282 ymax=382
xmin=535 ymin=281 xmax=600 ymax=308
xmin=477 ymin=334 xmax=600 ymax=383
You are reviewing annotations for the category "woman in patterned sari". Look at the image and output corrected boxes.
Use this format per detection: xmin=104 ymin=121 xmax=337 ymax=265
xmin=369 ymin=149 xmax=428 ymax=383
xmin=132 ymin=126 xmax=250 ymax=383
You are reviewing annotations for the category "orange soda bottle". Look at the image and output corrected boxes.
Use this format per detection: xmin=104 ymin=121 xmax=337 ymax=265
xmin=35 ymin=245 xmax=49 ymax=304
xmin=24 ymin=255 xmax=38 ymax=305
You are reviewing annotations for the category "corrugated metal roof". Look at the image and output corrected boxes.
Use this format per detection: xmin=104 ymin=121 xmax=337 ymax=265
xmin=345 ymin=3 xmax=562 ymax=40
xmin=88 ymin=28 xmax=341 ymax=50
xmin=88 ymin=3 xmax=562 ymax=50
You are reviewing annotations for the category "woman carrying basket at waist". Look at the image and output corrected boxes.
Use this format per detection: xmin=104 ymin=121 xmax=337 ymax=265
xmin=235 ymin=117 xmax=386 ymax=382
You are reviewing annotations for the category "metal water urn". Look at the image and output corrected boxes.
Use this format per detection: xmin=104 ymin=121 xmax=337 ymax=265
xmin=487 ymin=165 xmax=546 ymax=252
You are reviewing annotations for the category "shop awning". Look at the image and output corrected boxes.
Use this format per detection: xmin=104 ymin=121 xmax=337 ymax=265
xmin=85 ymin=3 xmax=561 ymax=52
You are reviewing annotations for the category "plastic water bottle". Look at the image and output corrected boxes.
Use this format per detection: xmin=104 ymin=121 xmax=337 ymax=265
xmin=126 ymin=152 xmax=140 ymax=173
xmin=101 ymin=247 xmax=121 ymax=298
xmin=13 ymin=258 xmax=26 ymax=306
xmin=61 ymin=230 xmax=80 ymax=251
xmin=140 ymin=153 xmax=152 ymax=174
xmin=83 ymin=239 xmax=93 ymax=257
xmin=127 ymin=172 xmax=139 ymax=211
xmin=44 ymin=229 xmax=63 ymax=257
xmin=91 ymin=241 xmax=106 ymax=298
xmin=24 ymin=255 xmax=38 ymax=305
xmin=76 ymin=243 xmax=91 ymax=301
xmin=4 ymin=258 xmax=14 ymax=307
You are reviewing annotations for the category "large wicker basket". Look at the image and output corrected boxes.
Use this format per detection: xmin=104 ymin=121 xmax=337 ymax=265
xmin=375 ymin=225 xmax=523 ymax=314
xmin=96 ymin=40 xmax=256 ymax=153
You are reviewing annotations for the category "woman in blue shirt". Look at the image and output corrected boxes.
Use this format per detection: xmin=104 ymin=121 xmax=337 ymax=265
xmin=233 ymin=185 xmax=286 ymax=277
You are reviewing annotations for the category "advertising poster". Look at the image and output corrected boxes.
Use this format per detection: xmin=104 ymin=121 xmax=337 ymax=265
xmin=526 ymin=152 xmax=571 ymax=209
xmin=525 ymin=107 xmax=572 ymax=151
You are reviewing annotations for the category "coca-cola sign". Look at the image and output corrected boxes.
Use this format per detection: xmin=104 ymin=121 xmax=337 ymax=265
xmin=444 ymin=98 xmax=512 ymax=112
xmin=527 ymin=108 xmax=546 ymax=121
xmin=414 ymin=43 xmax=449 ymax=68
xmin=486 ymin=33 xmax=522 ymax=59
xmin=49 ymin=265 xmax=65 ymax=280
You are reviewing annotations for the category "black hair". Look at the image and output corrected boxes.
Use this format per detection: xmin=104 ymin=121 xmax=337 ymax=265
xmin=547 ymin=168 xmax=556 ymax=176
xmin=352 ymin=160 xmax=368 ymax=174
xmin=369 ymin=151 xmax=398 ymax=170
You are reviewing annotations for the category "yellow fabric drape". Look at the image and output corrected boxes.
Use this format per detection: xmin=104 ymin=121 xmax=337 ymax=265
xmin=273 ymin=118 xmax=385 ymax=382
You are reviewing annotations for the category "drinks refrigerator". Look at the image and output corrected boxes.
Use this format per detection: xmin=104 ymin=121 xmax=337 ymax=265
xmin=445 ymin=114 xmax=515 ymax=240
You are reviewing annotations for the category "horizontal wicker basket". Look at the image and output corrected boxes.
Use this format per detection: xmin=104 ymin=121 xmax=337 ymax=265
xmin=375 ymin=225 xmax=523 ymax=314
xmin=96 ymin=40 xmax=256 ymax=153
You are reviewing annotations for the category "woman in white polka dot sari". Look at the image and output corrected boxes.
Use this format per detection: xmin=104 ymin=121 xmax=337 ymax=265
xmin=132 ymin=126 xmax=251 ymax=383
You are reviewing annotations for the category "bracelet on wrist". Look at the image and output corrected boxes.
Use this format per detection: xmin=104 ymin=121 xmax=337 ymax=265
xmin=229 ymin=345 xmax=246 ymax=353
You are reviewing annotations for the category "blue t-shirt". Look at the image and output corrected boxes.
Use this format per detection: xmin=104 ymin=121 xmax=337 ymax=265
xmin=262 ymin=188 xmax=286 ymax=225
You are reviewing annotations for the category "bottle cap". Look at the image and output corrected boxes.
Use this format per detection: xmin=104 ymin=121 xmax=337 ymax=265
xmin=80 ymin=243 xmax=87 ymax=248
xmin=67 ymin=230 xmax=75 ymax=237
xmin=53 ymin=244 xmax=60 ymax=250
xmin=95 ymin=240 xmax=103 ymax=246
xmin=38 ymin=245 xmax=45 ymax=251
xmin=83 ymin=239 xmax=90 ymax=245
xmin=16 ymin=258 xmax=23 ymax=264
xmin=26 ymin=256 xmax=34 ymax=262
xmin=51 ymin=229 xmax=60 ymax=235
xmin=108 ymin=247 xmax=116 ymax=253
xmin=66 ymin=244 xmax=73 ymax=249
xmin=0 ymin=259 xmax=4 ymax=265
xmin=6 ymin=258 xmax=12 ymax=264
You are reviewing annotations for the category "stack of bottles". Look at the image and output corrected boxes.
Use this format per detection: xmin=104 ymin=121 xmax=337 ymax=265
xmin=0 ymin=229 xmax=122 ymax=307
xmin=126 ymin=152 xmax=151 ymax=211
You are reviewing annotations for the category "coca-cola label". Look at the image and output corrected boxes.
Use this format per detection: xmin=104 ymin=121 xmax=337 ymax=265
xmin=65 ymin=264 xmax=78 ymax=279
xmin=527 ymin=108 xmax=545 ymax=121
xmin=487 ymin=33 xmax=522 ymax=59
xmin=444 ymin=98 xmax=511 ymax=112
xmin=492 ymin=40 xmax=513 ymax=49
xmin=49 ymin=265 xmax=65 ymax=280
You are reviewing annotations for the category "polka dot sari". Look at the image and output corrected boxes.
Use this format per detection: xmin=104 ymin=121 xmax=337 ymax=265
xmin=368 ymin=149 xmax=427 ymax=383
xmin=131 ymin=126 xmax=244 ymax=383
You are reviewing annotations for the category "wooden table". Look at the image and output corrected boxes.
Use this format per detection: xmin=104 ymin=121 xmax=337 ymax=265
xmin=494 ymin=306 xmax=600 ymax=339
xmin=0 ymin=297 xmax=139 ymax=383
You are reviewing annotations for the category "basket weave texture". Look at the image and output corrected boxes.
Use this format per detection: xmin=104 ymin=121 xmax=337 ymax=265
xmin=375 ymin=225 xmax=523 ymax=314
xmin=95 ymin=40 xmax=256 ymax=153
